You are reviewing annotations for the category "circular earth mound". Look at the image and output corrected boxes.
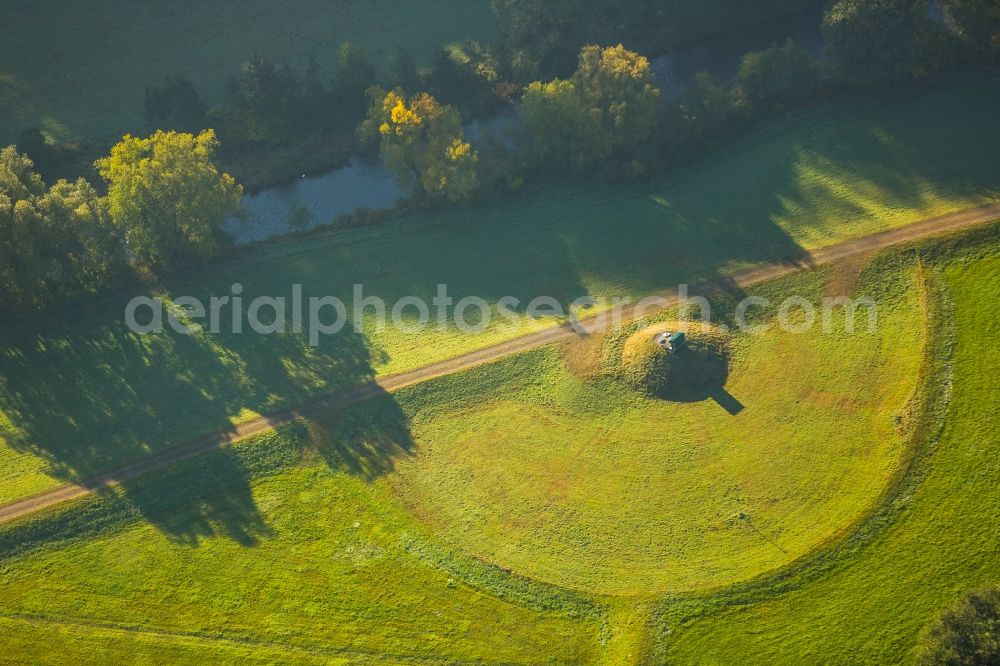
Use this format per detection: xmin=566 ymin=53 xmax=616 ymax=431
xmin=619 ymin=323 xmax=730 ymax=401
xmin=390 ymin=281 xmax=927 ymax=595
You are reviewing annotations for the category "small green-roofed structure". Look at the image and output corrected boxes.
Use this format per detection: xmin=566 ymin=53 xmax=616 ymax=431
xmin=653 ymin=330 xmax=687 ymax=353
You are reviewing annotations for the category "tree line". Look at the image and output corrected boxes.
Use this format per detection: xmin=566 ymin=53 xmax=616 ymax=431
xmin=1 ymin=131 xmax=240 ymax=315
xmin=3 ymin=0 xmax=997 ymax=316
xmin=360 ymin=0 xmax=997 ymax=201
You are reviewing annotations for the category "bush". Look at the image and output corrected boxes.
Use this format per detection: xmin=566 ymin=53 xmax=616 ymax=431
xmin=823 ymin=0 xmax=937 ymax=87
xmin=736 ymin=39 xmax=821 ymax=115
xmin=144 ymin=75 xmax=208 ymax=134
xmin=917 ymin=587 xmax=1000 ymax=665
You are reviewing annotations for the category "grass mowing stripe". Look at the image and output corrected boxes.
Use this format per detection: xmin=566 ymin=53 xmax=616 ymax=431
xmin=0 ymin=421 xmax=603 ymax=663
xmin=1 ymin=78 xmax=998 ymax=508
xmin=653 ymin=231 xmax=1000 ymax=664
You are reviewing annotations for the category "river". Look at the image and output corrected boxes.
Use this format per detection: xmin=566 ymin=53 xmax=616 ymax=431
xmin=229 ymin=8 xmax=825 ymax=245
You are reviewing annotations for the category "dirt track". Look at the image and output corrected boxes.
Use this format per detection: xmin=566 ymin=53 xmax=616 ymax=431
xmin=1 ymin=202 xmax=998 ymax=525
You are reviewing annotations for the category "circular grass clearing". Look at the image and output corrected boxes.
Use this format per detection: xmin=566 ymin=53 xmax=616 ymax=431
xmin=389 ymin=276 xmax=927 ymax=596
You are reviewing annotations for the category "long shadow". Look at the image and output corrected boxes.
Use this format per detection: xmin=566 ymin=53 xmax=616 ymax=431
xmin=710 ymin=387 xmax=745 ymax=416
xmin=302 ymin=395 xmax=416 ymax=481
xmin=0 ymin=307 xmax=409 ymax=545
xmin=112 ymin=384 xmax=415 ymax=546
xmin=117 ymin=446 xmax=273 ymax=547
xmin=1 ymin=80 xmax=996 ymax=544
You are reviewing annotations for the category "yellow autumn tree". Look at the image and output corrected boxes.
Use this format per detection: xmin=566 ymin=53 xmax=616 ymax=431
xmin=360 ymin=89 xmax=478 ymax=201
xmin=96 ymin=130 xmax=241 ymax=269
xmin=522 ymin=44 xmax=661 ymax=173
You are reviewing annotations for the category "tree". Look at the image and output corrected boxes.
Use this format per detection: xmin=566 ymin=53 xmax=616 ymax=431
xmin=491 ymin=0 xmax=818 ymax=81
xmin=390 ymin=46 xmax=422 ymax=93
xmin=917 ymin=587 xmax=1000 ymax=665
xmin=38 ymin=178 xmax=122 ymax=298
xmin=427 ymin=42 xmax=506 ymax=117
xmin=943 ymin=0 xmax=1000 ymax=63
xmin=0 ymin=147 xmax=122 ymax=313
xmin=333 ymin=43 xmax=377 ymax=124
xmin=360 ymin=89 xmax=478 ymax=201
xmin=144 ymin=75 xmax=208 ymax=133
xmin=521 ymin=44 xmax=661 ymax=174
xmin=521 ymin=78 xmax=593 ymax=170
xmin=573 ymin=44 xmax=661 ymax=156
xmin=0 ymin=146 xmax=50 ymax=311
xmin=657 ymin=71 xmax=744 ymax=160
xmin=823 ymin=0 xmax=936 ymax=87
xmin=736 ymin=39 xmax=820 ymax=114
xmin=96 ymin=130 xmax=242 ymax=270
xmin=491 ymin=0 xmax=595 ymax=79
xmin=226 ymin=53 xmax=302 ymax=140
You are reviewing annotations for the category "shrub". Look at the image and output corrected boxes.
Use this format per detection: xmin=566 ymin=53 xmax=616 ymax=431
xmin=917 ymin=587 xmax=1000 ymax=665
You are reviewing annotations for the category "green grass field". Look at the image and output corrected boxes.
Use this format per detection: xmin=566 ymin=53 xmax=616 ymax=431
xmin=1 ymin=228 xmax=994 ymax=663
xmin=0 ymin=243 xmax=923 ymax=663
xmin=1 ymin=79 xmax=999 ymax=508
xmin=0 ymin=78 xmax=997 ymax=507
xmin=0 ymin=0 xmax=497 ymax=144
xmin=388 ymin=268 xmax=924 ymax=596
xmin=653 ymin=239 xmax=1000 ymax=664
xmin=0 ymin=426 xmax=603 ymax=664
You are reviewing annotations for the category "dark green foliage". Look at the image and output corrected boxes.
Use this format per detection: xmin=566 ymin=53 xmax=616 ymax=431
xmin=143 ymin=75 xmax=208 ymax=134
xmin=15 ymin=127 xmax=92 ymax=184
xmin=736 ymin=39 xmax=821 ymax=114
xmin=823 ymin=0 xmax=937 ymax=87
xmin=227 ymin=53 xmax=302 ymax=137
xmin=390 ymin=46 xmax=422 ymax=93
xmin=943 ymin=0 xmax=1000 ymax=63
xmin=0 ymin=147 xmax=123 ymax=315
xmin=491 ymin=0 xmax=821 ymax=81
xmin=427 ymin=42 xmax=509 ymax=118
xmin=208 ymin=47 xmax=380 ymax=187
xmin=653 ymin=0 xmax=822 ymax=48
xmin=917 ymin=588 xmax=1000 ymax=665
xmin=668 ymin=72 xmax=743 ymax=152
xmin=332 ymin=42 xmax=377 ymax=124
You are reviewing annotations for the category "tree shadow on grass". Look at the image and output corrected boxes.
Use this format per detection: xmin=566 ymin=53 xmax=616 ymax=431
xmin=110 ymin=385 xmax=416 ymax=547
xmin=0 ymin=314 xmax=414 ymax=546
xmin=2 ymin=85 xmax=996 ymax=543
xmin=301 ymin=396 xmax=417 ymax=482
xmin=117 ymin=446 xmax=273 ymax=547
xmin=0 ymin=384 xmax=416 ymax=556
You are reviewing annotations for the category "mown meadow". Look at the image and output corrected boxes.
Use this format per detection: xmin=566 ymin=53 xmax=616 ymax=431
xmin=4 ymin=227 xmax=996 ymax=663
xmin=0 ymin=425 xmax=603 ymax=664
xmin=388 ymin=264 xmax=924 ymax=596
xmin=0 ymin=77 xmax=998 ymax=506
xmin=654 ymin=232 xmax=1000 ymax=664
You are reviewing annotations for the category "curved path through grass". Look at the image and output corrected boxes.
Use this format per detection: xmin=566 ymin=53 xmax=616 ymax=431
xmin=1 ymin=205 xmax=995 ymax=525
xmin=655 ymin=243 xmax=1000 ymax=664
